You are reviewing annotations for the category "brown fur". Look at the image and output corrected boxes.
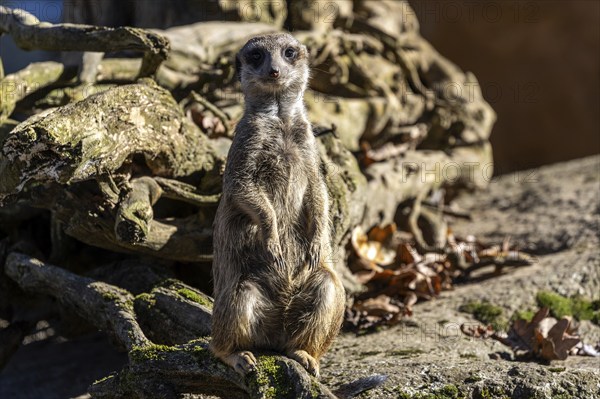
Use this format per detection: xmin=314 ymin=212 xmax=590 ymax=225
xmin=209 ymin=33 xmax=345 ymax=378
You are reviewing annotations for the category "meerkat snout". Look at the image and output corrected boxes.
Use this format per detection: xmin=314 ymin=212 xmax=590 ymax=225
xmin=236 ymin=33 xmax=309 ymax=92
xmin=269 ymin=67 xmax=280 ymax=78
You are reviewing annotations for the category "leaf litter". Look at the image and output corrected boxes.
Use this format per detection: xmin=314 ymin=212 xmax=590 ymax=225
xmin=343 ymin=222 xmax=597 ymax=361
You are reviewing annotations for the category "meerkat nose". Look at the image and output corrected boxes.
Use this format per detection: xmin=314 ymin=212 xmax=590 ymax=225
xmin=269 ymin=67 xmax=280 ymax=78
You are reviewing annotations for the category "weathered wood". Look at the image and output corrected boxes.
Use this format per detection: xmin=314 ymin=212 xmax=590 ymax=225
xmin=115 ymin=177 xmax=163 ymax=244
xmin=0 ymin=79 xmax=223 ymax=200
xmin=134 ymin=279 xmax=213 ymax=345
xmin=154 ymin=176 xmax=221 ymax=207
xmin=0 ymin=62 xmax=70 ymax=122
xmin=90 ymin=340 xmax=338 ymax=399
xmin=2 ymin=252 xmax=339 ymax=399
xmin=47 ymin=185 xmax=214 ymax=262
xmin=4 ymin=252 xmax=150 ymax=351
xmin=0 ymin=6 xmax=169 ymax=78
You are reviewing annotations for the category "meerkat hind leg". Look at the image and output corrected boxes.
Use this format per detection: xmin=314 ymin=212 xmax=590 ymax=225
xmin=210 ymin=279 xmax=264 ymax=376
xmin=284 ymin=268 xmax=344 ymax=377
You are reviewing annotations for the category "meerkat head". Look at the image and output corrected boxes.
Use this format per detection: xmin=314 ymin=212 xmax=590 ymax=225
xmin=236 ymin=33 xmax=309 ymax=96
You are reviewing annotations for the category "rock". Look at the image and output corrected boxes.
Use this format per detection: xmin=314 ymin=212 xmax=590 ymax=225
xmin=320 ymin=156 xmax=599 ymax=398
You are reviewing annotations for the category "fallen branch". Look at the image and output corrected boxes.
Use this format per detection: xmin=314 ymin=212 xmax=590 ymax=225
xmin=134 ymin=280 xmax=213 ymax=345
xmin=115 ymin=177 xmax=163 ymax=244
xmin=2 ymin=252 xmax=340 ymax=398
xmin=4 ymin=252 xmax=150 ymax=350
xmin=55 ymin=195 xmax=214 ymax=263
xmin=154 ymin=176 xmax=221 ymax=207
xmin=91 ymin=340 xmax=338 ymax=399
xmin=0 ymin=62 xmax=71 ymax=121
xmin=0 ymin=5 xmax=169 ymax=77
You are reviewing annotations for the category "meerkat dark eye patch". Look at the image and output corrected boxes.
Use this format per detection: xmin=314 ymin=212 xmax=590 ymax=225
xmin=247 ymin=49 xmax=263 ymax=67
xmin=284 ymin=47 xmax=297 ymax=60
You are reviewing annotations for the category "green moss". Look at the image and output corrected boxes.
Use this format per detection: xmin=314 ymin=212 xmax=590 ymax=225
xmin=459 ymin=301 xmax=507 ymax=330
xmin=130 ymin=344 xmax=177 ymax=362
xmin=247 ymin=356 xmax=292 ymax=399
xmin=310 ymin=380 xmax=321 ymax=398
xmin=359 ymin=350 xmax=381 ymax=358
xmin=511 ymin=309 xmax=535 ymax=322
xmin=536 ymin=291 xmax=600 ymax=324
xmin=437 ymin=385 xmax=460 ymax=398
xmin=476 ymin=386 xmax=509 ymax=399
xmin=464 ymin=373 xmax=483 ymax=383
xmin=101 ymin=291 xmax=120 ymax=301
xmin=548 ymin=367 xmax=566 ymax=373
xmin=134 ymin=292 xmax=156 ymax=306
xmin=176 ymin=288 xmax=212 ymax=307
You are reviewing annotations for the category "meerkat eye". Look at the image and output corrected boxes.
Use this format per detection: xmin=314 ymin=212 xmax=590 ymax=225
xmin=249 ymin=50 xmax=262 ymax=62
xmin=284 ymin=47 xmax=297 ymax=60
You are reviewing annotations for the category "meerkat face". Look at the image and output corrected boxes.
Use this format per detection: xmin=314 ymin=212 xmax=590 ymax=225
xmin=237 ymin=33 xmax=309 ymax=94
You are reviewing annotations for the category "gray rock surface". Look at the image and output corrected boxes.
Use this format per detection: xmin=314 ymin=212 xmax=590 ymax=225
xmin=320 ymin=155 xmax=600 ymax=398
xmin=1 ymin=156 xmax=598 ymax=398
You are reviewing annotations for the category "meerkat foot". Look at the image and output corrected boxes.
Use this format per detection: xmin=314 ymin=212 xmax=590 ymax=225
xmin=224 ymin=351 xmax=257 ymax=375
xmin=287 ymin=349 xmax=320 ymax=378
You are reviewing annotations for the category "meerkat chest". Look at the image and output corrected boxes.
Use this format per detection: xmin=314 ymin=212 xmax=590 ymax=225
xmin=254 ymin=135 xmax=309 ymax=209
xmin=256 ymin=138 xmax=306 ymax=181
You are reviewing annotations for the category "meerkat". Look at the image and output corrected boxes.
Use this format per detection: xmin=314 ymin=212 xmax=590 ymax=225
xmin=209 ymin=33 xmax=345 ymax=378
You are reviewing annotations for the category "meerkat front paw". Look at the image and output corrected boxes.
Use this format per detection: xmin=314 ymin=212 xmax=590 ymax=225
xmin=287 ymin=349 xmax=320 ymax=378
xmin=266 ymin=239 xmax=286 ymax=269
xmin=225 ymin=351 xmax=258 ymax=375
xmin=306 ymin=241 xmax=322 ymax=270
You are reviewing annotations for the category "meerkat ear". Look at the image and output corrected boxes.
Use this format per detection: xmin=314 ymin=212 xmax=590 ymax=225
xmin=235 ymin=54 xmax=242 ymax=82
xmin=300 ymin=44 xmax=310 ymax=63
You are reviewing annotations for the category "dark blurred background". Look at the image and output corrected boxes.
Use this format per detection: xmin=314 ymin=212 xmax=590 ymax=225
xmin=412 ymin=0 xmax=600 ymax=174
xmin=1 ymin=0 xmax=598 ymax=174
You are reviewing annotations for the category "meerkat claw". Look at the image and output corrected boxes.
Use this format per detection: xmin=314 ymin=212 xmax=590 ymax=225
xmin=267 ymin=241 xmax=286 ymax=269
xmin=307 ymin=243 xmax=321 ymax=269
xmin=229 ymin=351 xmax=257 ymax=375
xmin=287 ymin=350 xmax=320 ymax=378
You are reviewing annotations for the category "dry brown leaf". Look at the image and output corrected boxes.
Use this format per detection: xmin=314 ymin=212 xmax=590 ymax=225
xmin=367 ymin=223 xmax=397 ymax=243
xmin=460 ymin=323 xmax=495 ymax=339
xmin=464 ymin=308 xmax=582 ymax=361
xmin=397 ymin=242 xmax=419 ymax=264
xmin=345 ymin=223 xmax=535 ymax=334
xmin=351 ymin=226 xmax=396 ymax=266
xmin=355 ymin=295 xmax=401 ymax=316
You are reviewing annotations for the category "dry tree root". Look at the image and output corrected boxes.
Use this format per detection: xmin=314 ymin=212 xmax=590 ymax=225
xmin=2 ymin=252 xmax=346 ymax=398
xmin=5 ymin=252 xmax=150 ymax=350
xmin=0 ymin=5 xmax=169 ymax=78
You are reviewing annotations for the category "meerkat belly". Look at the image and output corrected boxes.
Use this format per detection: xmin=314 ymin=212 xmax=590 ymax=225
xmin=259 ymin=139 xmax=309 ymax=262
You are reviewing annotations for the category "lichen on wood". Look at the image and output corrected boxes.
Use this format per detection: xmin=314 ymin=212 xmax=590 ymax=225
xmin=0 ymin=79 xmax=222 ymax=199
